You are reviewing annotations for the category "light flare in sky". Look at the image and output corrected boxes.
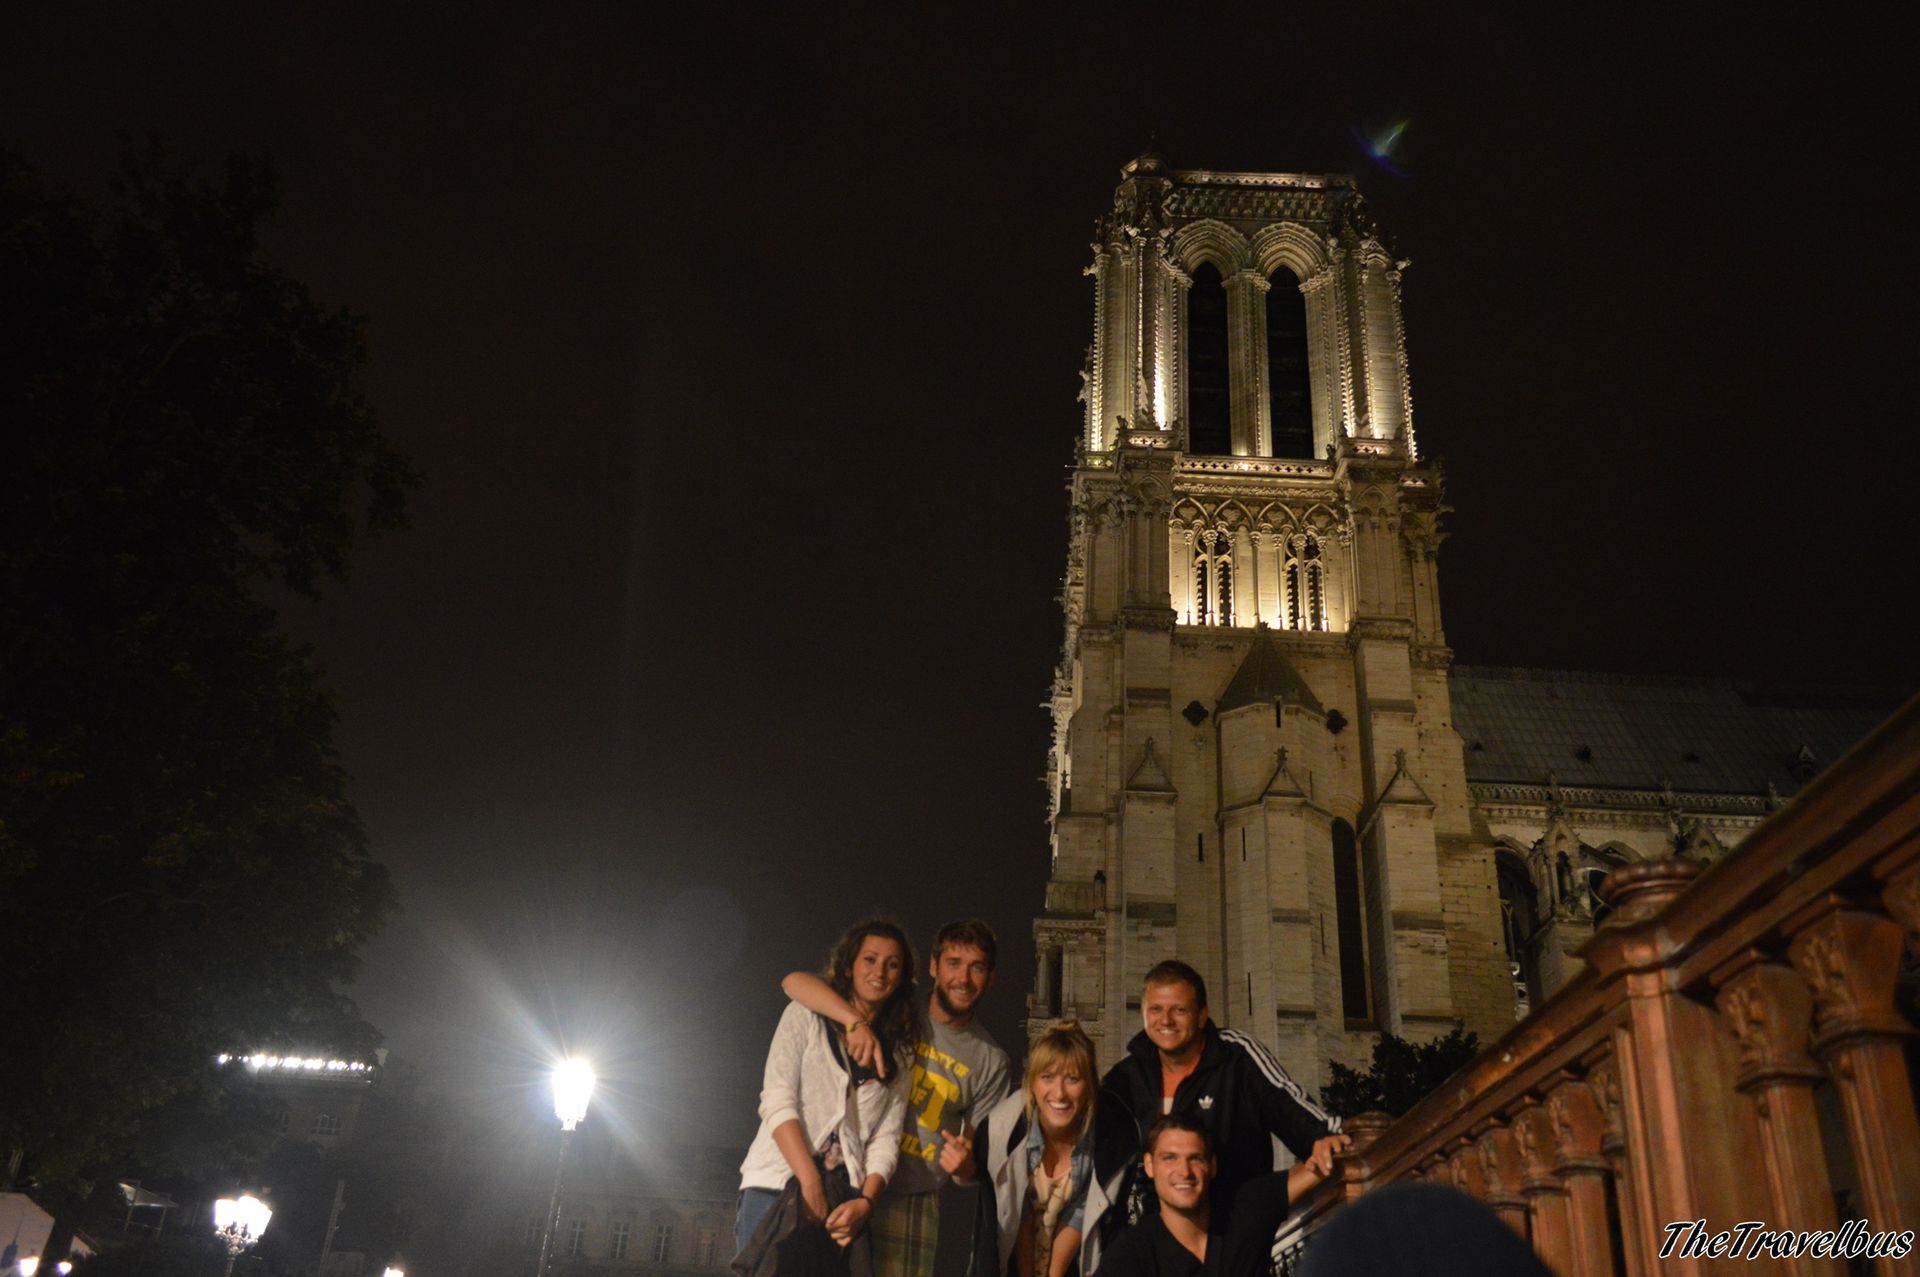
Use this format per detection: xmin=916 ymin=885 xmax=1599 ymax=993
xmin=1351 ymin=118 xmax=1413 ymax=178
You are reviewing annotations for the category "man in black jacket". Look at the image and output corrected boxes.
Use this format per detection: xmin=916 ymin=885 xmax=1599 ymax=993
xmin=1100 ymin=961 xmax=1347 ymax=1225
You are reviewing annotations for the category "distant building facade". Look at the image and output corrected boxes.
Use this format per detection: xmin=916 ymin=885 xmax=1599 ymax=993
xmin=217 ymin=1051 xmax=381 ymax=1149
xmin=519 ymin=1143 xmax=738 ymax=1276
xmin=1027 ymin=154 xmax=1900 ymax=1087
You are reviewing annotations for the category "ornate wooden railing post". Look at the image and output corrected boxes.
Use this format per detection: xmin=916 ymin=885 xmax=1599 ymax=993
xmin=1788 ymin=901 xmax=1920 ymax=1260
xmin=1336 ymin=1110 xmax=1393 ymax=1204
xmin=1595 ymin=859 xmax=1776 ymax=1275
xmin=1475 ymin=1121 xmax=1530 ymax=1239
xmin=1711 ymin=954 xmax=1844 ymax=1277
xmin=1512 ymin=1099 xmax=1574 ymax=1277
xmin=1272 ymin=1107 xmax=1391 ymax=1274
xmin=1547 ymin=1075 xmax=1619 ymax=1277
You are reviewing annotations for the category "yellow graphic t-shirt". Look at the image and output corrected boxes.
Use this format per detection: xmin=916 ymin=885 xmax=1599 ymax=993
xmin=890 ymin=1017 xmax=1010 ymax=1195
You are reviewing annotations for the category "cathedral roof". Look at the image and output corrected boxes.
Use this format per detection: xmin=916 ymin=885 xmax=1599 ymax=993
xmin=1218 ymin=627 xmax=1325 ymax=716
xmin=1448 ymin=666 xmax=1907 ymax=797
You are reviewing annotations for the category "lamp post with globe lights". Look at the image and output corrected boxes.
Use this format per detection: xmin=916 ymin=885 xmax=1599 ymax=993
xmin=533 ymin=1058 xmax=596 ymax=1277
xmin=213 ymin=1194 xmax=273 ymax=1277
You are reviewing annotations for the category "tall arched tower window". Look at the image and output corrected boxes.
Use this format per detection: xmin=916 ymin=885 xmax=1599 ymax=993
xmin=1186 ymin=263 xmax=1230 ymax=455
xmin=1265 ymin=266 xmax=1312 ymax=458
xmin=1191 ymin=528 xmax=1234 ymax=627
xmin=1496 ymin=849 xmax=1539 ymax=1017
xmin=1331 ymin=818 xmax=1369 ymax=1021
xmin=1282 ymin=533 xmax=1328 ymax=632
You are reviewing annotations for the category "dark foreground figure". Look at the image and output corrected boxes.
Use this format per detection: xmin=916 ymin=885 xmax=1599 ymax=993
xmin=1296 ymin=1182 xmax=1551 ymax=1277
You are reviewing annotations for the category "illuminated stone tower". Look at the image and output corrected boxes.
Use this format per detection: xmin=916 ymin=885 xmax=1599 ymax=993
xmin=1029 ymin=154 xmax=1514 ymax=1085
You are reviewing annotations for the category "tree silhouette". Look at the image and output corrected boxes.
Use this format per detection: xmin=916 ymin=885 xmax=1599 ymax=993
xmin=1 ymin=137 xmax=414 ymax=1208
xmin=1320 ymin=1028 xmax=1480 ymax=1119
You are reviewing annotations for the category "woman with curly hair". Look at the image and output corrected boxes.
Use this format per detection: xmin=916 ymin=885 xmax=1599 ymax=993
xmin=735 ymin=920 xmax=918 ymax=1272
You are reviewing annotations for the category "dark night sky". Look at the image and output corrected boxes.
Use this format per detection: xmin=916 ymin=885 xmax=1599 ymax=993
xmin=6 ymin=7 xmax=1914 ymax=1150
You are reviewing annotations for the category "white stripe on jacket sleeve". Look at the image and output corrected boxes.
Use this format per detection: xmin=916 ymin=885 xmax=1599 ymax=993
xmin=1217 ymin=1027 xmax=1342 ymax=1132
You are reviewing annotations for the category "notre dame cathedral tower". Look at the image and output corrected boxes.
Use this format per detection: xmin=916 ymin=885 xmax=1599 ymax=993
xmin=1028 ymin=152 xmax=1514 ymax=1087
xmin=1026 ymin=153 xmax=1896 ymax=1092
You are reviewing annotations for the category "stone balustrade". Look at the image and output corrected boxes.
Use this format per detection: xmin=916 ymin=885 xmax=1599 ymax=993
xmin=1043 ymin=879 xmax=1102 ymax=915
xmin=1275 ymin=695 xmax=1920 ymax=1276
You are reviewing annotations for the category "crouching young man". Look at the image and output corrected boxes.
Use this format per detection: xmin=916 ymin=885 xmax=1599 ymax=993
xmin=1093 ymin=1118 xmax=1323 ymax=1277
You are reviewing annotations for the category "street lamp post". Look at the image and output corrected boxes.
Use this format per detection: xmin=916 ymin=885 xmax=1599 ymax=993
xmin=213 ymin=1194 xmax=273 ymax=1277
xmin=533 ymin=1058 xmax=595 ymax=1277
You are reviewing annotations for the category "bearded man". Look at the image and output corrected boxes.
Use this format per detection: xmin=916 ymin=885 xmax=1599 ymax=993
xmin=782 ymin=918 xmax=1012 ymax=1277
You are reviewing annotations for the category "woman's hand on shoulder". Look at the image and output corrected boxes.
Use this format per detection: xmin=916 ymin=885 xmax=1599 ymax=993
xmin=824 ymin=1194 xmax=874 ymax=1245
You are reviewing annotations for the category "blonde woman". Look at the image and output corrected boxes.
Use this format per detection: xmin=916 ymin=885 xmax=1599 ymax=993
xmin=953 ymin=1023 xmax=1135 ymax=1277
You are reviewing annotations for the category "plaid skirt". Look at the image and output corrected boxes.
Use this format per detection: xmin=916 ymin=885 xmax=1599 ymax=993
xmin=869 ymin=1189 xmax=939 ymax=1277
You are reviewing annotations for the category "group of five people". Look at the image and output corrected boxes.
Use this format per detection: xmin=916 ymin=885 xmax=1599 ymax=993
xmin=734 ymin=918 xmax=1351 ymax=1277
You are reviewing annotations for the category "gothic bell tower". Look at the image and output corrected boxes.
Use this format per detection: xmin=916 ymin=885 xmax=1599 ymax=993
xmin=1029 ymin=154 xmax=1513 ymax=1087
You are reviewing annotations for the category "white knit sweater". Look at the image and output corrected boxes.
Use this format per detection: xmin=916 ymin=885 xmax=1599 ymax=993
xmin=739 ymin=1002 xmax=910 ymax=1192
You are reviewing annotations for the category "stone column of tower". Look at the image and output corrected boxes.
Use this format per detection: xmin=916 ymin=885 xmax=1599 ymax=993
xmin=1224 ymin=269 xmax=1270 ymax=457
xmin=1030 ymin=156 xmax=1513 ymax=1092
xmin=1338 ymin=433 xmax=1451 ymax=1038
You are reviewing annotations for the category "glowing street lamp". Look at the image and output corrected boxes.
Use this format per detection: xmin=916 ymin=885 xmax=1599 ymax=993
xmin=382 ymin=1268 xmax=405 ymax=1277
xmin=552 ymin=1057 xmax=595 ymax=1131
xmin=534 ymin=1057 xmax=596 ymax=1276
xmin=213 ymin=1194 xmax=273 ymax=1277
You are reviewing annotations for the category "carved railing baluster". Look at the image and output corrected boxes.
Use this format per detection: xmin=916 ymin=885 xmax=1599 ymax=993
xmin=1586 ymin=1057 xmax=1645 ymax=1277
xmin=1513 ymin=1100 xmax=1575 ymax=1277
xmin=1475 ymin=1120 xmax=1530 ymax=1238
xmin=1788 ymin=903 xmax=1920 ymax=1270
xmin=1448 ymin=1136 xmax=1487 ymax=1201
xmin=1711 ymin=955 xmax=1844 ymax=1277
xmin=1548 ymin=1076 xmax=1619 ymax=1277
